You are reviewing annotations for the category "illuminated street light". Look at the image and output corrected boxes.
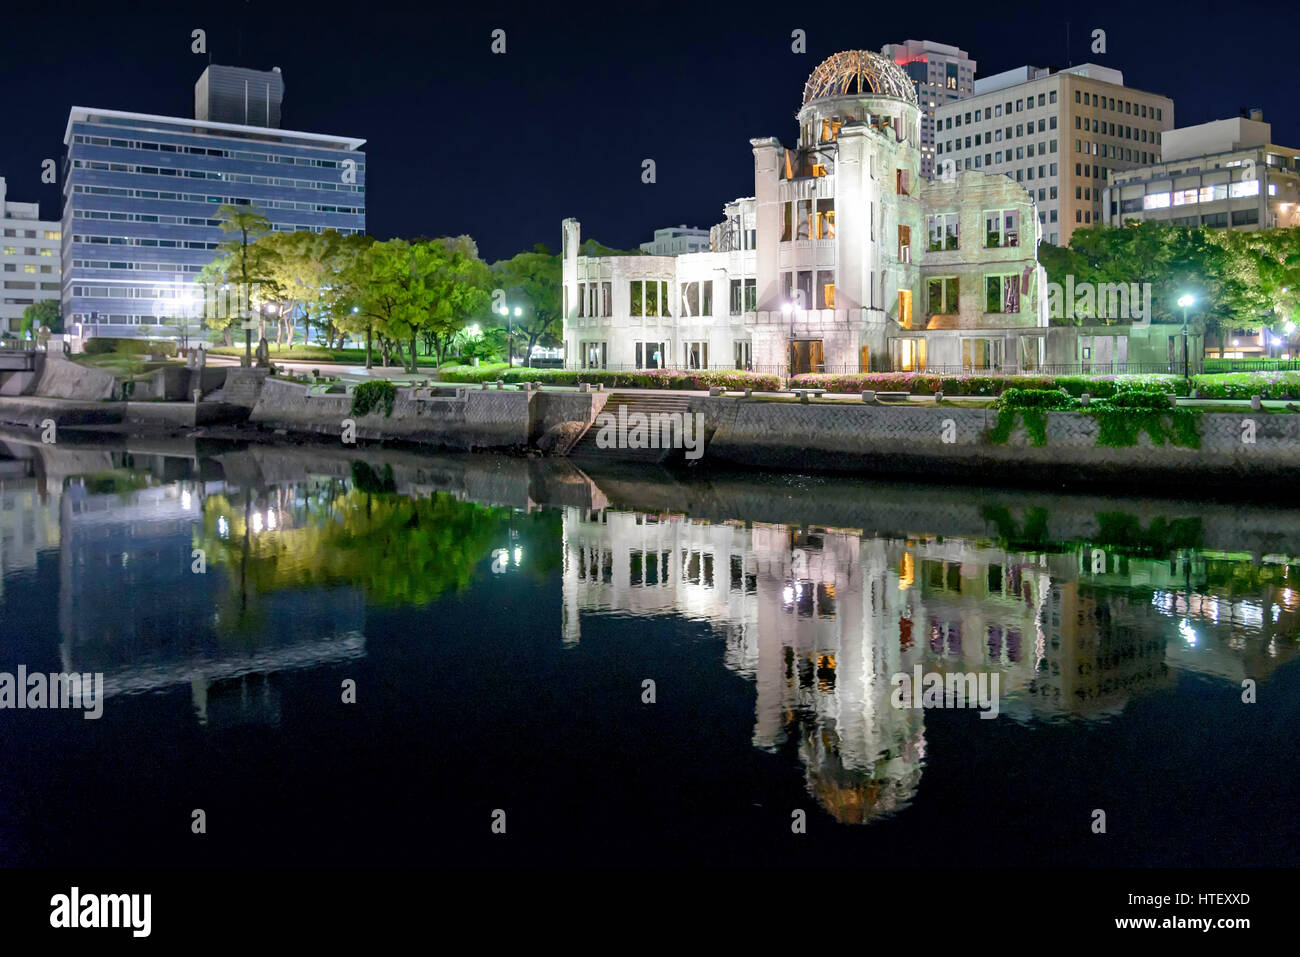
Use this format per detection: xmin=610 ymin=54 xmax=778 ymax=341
xmin=1177 ymin=294 xmax=1194 ymax=379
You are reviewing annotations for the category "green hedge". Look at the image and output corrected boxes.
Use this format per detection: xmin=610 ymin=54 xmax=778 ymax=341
xmin=84 ymin=338 xmax=178 ymax=358
xmin=1202 ymin=358 xmax=1300 ymax=373
xmin=790 ymin=372 xmax=1189 ymax=397
xmin=1191 ymin=372 xmax=1300 ymax=400
xmin=435 ymin=366 xmax=783 ymax=391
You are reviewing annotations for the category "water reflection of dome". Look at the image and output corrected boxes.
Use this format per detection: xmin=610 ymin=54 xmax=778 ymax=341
xmin=802 ymin=724 xmax=926 ymax=826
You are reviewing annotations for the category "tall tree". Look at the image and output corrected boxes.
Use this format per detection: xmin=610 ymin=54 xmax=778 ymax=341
xmin=205 ymin=204 xmax=277 ymax=355
xmin=491 ymin=248 xmax=562 ymax=366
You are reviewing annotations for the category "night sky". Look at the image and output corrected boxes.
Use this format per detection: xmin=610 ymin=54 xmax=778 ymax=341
xmin=0 ymin=0 xmax=1290 ymax=262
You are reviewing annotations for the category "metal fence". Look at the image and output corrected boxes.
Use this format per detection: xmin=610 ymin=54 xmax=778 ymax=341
xmin=562 ymin=362 xmax=1197 ymax=377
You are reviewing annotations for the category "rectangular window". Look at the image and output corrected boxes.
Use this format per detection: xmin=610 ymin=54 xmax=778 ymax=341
xmin=927 ymin=276 xmax=959 ymax=314
xmin=985 ymin=274 xmax=1021 ymax=314
xmin=985 ymin=208 xmax=1021 ymax=247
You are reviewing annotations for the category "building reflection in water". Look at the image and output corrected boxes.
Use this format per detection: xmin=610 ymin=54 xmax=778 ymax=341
xmin=53 ymin=468 xmax=366 ymax=729
xmin=560 ymin=507 xmax=1298 ymax=825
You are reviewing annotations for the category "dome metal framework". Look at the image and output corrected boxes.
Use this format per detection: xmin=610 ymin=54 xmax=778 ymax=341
xmin=801 ymin=50 xmax=918 ymax=107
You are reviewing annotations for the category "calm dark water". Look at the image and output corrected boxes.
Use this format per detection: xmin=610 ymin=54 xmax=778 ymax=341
xmin=1 ymin=438 xmax=1298 ymax=868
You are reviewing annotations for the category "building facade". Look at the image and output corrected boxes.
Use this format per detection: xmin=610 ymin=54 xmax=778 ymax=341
xmin=1 ymin=177 xmax=62 ymax=335
xmin=880 ymin=40 xmax=976 ymax=180
xmin=934 ymin=64 xmax=1174 ymax=246
xmin=564 ymin=50 xmax=1045 ymax=377
xmin=1101 ymin=115 xmax=1300 ymax=232
xmin=640 ymin=225 xmax=711 ymax=256
xmin=61 ymin=66 xmax=365 ymax=344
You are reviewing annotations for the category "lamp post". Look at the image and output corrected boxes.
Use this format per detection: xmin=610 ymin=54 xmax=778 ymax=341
xmin=1177 ymin=294 xmax=1195 ymax=380
xmin=514 ymin=306 xmax=524 ymax=367
xmin=498 ymin=304 xmax=524 ymax=366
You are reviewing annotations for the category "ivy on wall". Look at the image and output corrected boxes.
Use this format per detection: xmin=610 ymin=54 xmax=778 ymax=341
xmin=987 ymin=388 xmax=1201 ymax=449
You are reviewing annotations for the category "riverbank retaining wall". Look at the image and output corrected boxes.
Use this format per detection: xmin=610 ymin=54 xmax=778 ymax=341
xmin=687 ymin=397 xmax=1300 ymax=487
xmin=248 ymin=378 xmax=606 ymax=451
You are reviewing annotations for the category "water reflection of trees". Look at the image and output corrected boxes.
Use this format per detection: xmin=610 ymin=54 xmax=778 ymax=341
xmin=197 ymin=480 xmax=559 ymax=621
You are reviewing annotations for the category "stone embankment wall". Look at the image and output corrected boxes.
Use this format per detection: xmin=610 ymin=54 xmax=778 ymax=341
xmin=690 ymin=398 xmax=1300 ymax=487
xmin=249 ymin=378 xmax=605 ymax=451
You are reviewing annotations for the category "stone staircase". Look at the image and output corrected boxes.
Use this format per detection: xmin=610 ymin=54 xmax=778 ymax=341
xmin=568 ymin=391 xmax=696 ymax=465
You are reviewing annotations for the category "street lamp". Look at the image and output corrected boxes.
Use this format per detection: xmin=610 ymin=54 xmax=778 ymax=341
xmin=1177 ymin=294 xmax=1195 ymax=379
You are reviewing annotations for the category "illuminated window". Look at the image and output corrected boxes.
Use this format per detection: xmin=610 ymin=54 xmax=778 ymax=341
xmin=898 ymin=289 xmax=914 ymax=327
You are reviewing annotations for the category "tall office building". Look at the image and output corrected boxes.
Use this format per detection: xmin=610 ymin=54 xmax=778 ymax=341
xmin=881 ymin=40 xmax=975 ymax=179
xmin=1 ymin=177 xmax=62 ymax=334
xmin=61 ymin=66 xmax=365 ymax=342
xmin=934 ymin=64 xmax=1174 ymax=246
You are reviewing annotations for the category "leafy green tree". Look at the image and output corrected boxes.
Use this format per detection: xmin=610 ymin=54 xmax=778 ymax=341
xmin=20 ymin=299 xmax=61 ymax=336
xmin=201 ymin=204 xmax=278 ymax=350
xmin=492 ymin=248 xmax=562 ymax=365
xmin=416 ymin=236 xmax=494 ymax=368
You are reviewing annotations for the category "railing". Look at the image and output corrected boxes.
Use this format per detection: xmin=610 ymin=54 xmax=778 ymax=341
xmin=560 ymin=362 xmax=1201 ymax=377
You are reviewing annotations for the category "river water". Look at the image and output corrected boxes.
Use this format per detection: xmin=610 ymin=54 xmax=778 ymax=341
xmin=1 ymin=437 xmax=1297 ymax=867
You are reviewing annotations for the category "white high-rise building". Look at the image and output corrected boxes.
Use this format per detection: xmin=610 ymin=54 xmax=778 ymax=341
xmin=640 ymin=225 xmax=711 ymax=256
xmin=881 ymin=40 xmax=976 ymax=179
xmin=0 ymin=177 xmax=62 ymax=335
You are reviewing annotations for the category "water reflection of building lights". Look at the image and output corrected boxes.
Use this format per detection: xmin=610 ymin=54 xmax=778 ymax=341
xmin=251 ymin=511 xmax=264 ymax=534
xmin=266 ymin=509 xmax=278 ymax=531
xmin=181 ymin=490 xmax=192 ymax=510
xmin=513 ymin=546 xmax=522 ymax=566
xmin=217 ymin=516 xmax=229 ymax=538
xmin=898 ymin=552 xmax=914 ymax=590
xmin=1180 ymin=618 xmax=1197 ymax=646
xmin=782 ymin=585 xmax=794 ymax=604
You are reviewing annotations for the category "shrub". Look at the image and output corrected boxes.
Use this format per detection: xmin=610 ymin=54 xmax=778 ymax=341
xmin=350 ymin=380 xmax=398 ymax=417
xmin=1192 ymin=371 xmax=1300 ymax=400
xmin=789 ymin=372 xmax=1188 ymax=397
xmin=83 ymin=337 xmax=178 ymax=358
xmin=435 ymin=366 xmax=782 ymax=391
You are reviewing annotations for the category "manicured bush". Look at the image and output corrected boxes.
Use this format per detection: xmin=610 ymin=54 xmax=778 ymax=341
xmin=350 ymin=380 xmax=398 ymax=417
xmin=790 ymin=372 xmax=1188 ymax=397
xmin=83 ymin=337 xmax=178 ymax=358
xmin=435 ymin=366 xmax=783 ymax=391
xmin=1191 ymin=371 xmax=1300 ymax=400
xmin=1203 ymin=358 xmax=1300 ymax=373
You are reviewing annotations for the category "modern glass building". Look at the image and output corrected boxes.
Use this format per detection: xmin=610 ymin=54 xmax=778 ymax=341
xmin=60 ymin=68 xmax=365 ymax=342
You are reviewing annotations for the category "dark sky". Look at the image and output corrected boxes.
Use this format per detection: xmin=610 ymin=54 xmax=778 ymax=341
xmin=0 ymin=0 xmax=1290 ymax=262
